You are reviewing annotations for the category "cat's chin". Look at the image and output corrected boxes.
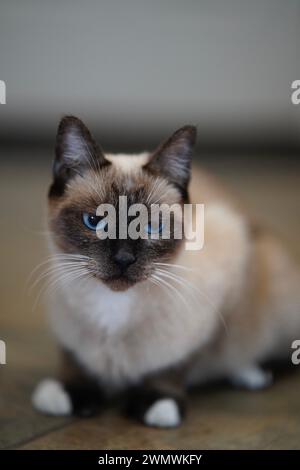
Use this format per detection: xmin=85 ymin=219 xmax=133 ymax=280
xmin=106 ymin=279 xmax=135 ymax=292
xmin=100 ymin=276 xmax=140 ymax=292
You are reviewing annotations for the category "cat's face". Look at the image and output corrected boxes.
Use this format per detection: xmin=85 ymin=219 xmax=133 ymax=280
xmin=48 ymin=116 xmax=196 ymax=291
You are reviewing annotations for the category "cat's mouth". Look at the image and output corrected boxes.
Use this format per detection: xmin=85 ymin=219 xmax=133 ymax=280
xmin=94 ymin=272 xmax=147 ymax=291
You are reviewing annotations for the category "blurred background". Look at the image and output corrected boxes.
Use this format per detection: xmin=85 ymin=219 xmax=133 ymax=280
xmin=0 ymin=0 xmax=299 ymax=151
xmin=0 ymin=0 xmax=300 ymax=450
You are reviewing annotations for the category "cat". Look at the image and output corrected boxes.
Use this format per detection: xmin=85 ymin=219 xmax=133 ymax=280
xmin=32 ymin=116 xmax=300 ymax=427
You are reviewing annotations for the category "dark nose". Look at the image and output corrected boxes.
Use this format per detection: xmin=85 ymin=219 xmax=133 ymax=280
xmin=114 ymin=249 xmax=136 ymax=270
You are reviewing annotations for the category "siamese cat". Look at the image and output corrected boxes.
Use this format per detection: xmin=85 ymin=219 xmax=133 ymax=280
xmin=32 ymin=116 xmax=300 ymax=428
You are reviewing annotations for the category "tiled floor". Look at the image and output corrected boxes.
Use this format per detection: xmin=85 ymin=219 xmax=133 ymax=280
xmin=1 ymin=149 xmax=300 ymax=449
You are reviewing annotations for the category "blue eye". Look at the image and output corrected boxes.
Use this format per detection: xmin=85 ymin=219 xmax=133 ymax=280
xmin=82 ymin=213 xmax=105 ymax=231
xmin=144 ymin=222 xmax=164 ymax=235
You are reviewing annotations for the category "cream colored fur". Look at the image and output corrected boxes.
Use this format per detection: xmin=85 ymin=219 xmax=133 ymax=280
xmin=47 ymin=154 xmax=300 ymax=392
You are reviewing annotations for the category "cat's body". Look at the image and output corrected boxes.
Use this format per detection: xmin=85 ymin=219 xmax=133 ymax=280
xmin=32 ymin=117 xmax=300 ymax=427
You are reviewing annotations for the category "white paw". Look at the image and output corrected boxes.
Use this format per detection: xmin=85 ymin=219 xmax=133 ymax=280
xmin=143 ymin=398 xmax=181 ymax=428
xmin=229 ymin=366 xmax=273 ymax=390
xmin=32 ymin=379 xmax=72 ymax=416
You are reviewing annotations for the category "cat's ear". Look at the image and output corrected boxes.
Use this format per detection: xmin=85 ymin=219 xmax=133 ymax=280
xmin=145 ymin=125 xmax=197 ymax=190
xmin=50 ymin=116 xmax=108 ymax=197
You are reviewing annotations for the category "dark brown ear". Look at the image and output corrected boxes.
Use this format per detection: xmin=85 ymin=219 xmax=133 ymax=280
xmin=50 ymin=116 xmax=109 ymax=197
xmin=145 ymin=125 xmax=197 ymax=191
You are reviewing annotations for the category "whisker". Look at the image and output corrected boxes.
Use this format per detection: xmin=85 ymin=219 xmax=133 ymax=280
xmin=154 ymin=268 xmax=228 ymax=333
xmin=29 ymin=262 xmax=89 ymax=293
xmin=27 ymin=256 xmax=91 ymax=291
xmin=28 ymin=254 xmax=90 ymax=272
xmin=32 ymin=265 xmax=93 ymax=311
xmin=154 ymin=262 xmax=195 ymax=272
xmin=152 ymin=273 xmax=191 ymax=311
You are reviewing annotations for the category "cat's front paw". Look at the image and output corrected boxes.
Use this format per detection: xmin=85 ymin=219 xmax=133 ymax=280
xmin=229 ymin=366 xmax=273 ymax=390
xmin=143 ymin=398 xmax=182 ymax=428
xmin=32 ymin=379 xmax=72 ymax=416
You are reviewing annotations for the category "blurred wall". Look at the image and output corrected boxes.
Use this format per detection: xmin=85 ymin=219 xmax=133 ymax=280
xmin=0 ymin=0 xmax=299 ymax=150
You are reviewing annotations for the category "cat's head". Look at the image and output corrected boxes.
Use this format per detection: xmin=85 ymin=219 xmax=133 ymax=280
xmin=48 ymin=116 xmax=196 ymax=291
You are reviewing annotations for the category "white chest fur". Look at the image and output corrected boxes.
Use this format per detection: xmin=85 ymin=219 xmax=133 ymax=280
xmin=48 ymin=273 xmax=218 ymax=390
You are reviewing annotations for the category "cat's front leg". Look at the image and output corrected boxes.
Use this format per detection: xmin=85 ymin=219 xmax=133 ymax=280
xmin=32 ymin=350 xmax=103 ymax=418
xmin=126 ymin=372 xmax=186 ymax=428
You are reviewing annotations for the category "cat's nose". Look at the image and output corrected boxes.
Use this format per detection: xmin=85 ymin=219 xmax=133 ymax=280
xmin=114 ymin=249 xmax=136 ymax=270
